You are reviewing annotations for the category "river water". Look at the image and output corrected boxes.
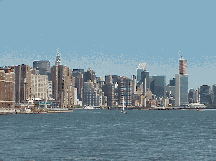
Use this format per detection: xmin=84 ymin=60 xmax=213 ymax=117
xmin=0 ymin=109 xmax=216 ymax=160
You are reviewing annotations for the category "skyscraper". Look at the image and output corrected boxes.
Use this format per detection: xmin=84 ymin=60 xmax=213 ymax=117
xmin=51 ymin=65 xmax=74 ymax=108
xmin=15 ymin=64 xmax=31 ymax=103
xmin=141 ymin=71 xmax=150 ymax=95
xmin=118 ymin=76 xmax=132 ymax=107
xmin=199 ymin=85 xmax=211 ymax=105
xmin=137 ymin=63 xmax=147 ymax=83
xmin=175 ymin=52 xmax=188 ymax=106
xmin=150 ymin=75 xmax=166 ymax=98
xmin=33 ymin=60 xmax=50 ymax=75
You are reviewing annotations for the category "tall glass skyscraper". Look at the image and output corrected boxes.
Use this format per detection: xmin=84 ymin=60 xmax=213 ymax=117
xmin=136 ymin=63 xmax=147 ymax=83
xmin=150 ymin=75 xmax=166 ymax=98
xmin=175 ymin=53 xmax=188 ymax=107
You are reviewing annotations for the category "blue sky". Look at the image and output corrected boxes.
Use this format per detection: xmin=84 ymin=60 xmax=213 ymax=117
xmin=0 ymin=0 xmax=216 ymax=89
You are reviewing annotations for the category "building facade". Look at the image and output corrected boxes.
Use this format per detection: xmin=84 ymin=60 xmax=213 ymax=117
xmin=51 ymin=65 xmax=74 ymax=108
xmin=15 ymin=64 xmax=31 ymax=103
xmin=0 ymin=70 xmax=15 ymax=108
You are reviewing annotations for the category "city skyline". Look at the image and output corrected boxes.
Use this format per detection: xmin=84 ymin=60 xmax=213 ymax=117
xmin=1 ymin=0 xmax=216 ymax=89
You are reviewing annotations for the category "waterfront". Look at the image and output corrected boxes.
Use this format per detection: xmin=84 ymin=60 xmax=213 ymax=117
xmin=0 ymin=110 xmax=215 ymax=160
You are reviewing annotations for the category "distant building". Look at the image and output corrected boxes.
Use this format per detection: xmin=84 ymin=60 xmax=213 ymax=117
xmin=150 ymin=75 xmax=166 ymax=98
xmin=137 ymin=63 xmax=147 ymax=83
xmin=72 ymin=70 xmax=84 ymax=101
xmin=131 ymin=75 xmax=137 ymax=94
xmin=83 ymin=80 xmax=97 ymax=106
xmin=141 ymin=71 xmax=150 ymax=96
xmin=31 ymin=68 xmax=48 ymax=101
xmin=33 ymin=60 xmax=50 ymax=76
xmin=199 ymin=85 xmax=211 ymax=105
xmin=118 ymin=76 xmax=132 ymax=107
xmin=175 ymin=74 xmax=188 ymax=106
xmin=0 ymin=69 xmax=15 ymax=108
xmin=102 ymin=83 xmax=114 ymax=106
xmin=51 ymin=65 xmax=74 ymax=108
xmin=188 ymin=88 xmax=196 ymax=103
xmin=211 ymin=84 xmax=216 ymax=104
xmin=175 ymin=53 xmax=188 ymax=106
xmin=83 ymin=68 xmax=96 ymax=83
xmin=15 ymin=64 xmax=31 ymax=103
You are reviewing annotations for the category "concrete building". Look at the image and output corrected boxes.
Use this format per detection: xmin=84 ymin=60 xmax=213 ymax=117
xmin=0 ymin=69 xmax=15 ymax=108
xmin=51 ymin=65 xmax=74 ymax=108
xmin=118 ymin=76 xmax=132 ymax=107
xmin=175 ymin=53 xmax=188 ymax=107
xmin=31 ymin=68 xmax=48 ymax=101
xmin=102 ymin=83 xmax=114 ymax=107
xmin=131 ymin=75 xmax=137 ymax=94
xmin=15 ymin=64 xmax=31 ymax=103
xmin=47 ymin=81 xmax=52 ymax=99
xmin=83 ymin=80 xmax=98 ymax=106
xmin=84 ymin=68 xmax=96 ymax=83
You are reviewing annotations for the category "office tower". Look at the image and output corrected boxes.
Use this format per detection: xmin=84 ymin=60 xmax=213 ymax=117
xmin=137 ymin=63 xmax=147 ymax=83
xmin=51 ymin=65 xmax=74 ymax=108
xmin=83 ymin=68 xmax=96 ymax=83
xmin=73 ymin=69 xmax=84 ymax=75
xmin=72 ymin=70 xmax=84 ymax=101
xmin=15 ymin=64 xmax=31 ymax=103
xmin=141 ymin=71 xmax=150 ymax=95
xmin=211 ymin=84 xmax=216 ymax=104
xmin=105 ymin=75 xmax=113 ymax=84
xmin=0 ymin=69 xmax=15 ymax=108
xmin=83 ymin=80 xmax=98 ymax=106
xmin=199 ymin=85 xmax=211 ymax=105
xmin=118 ymin=76 xmax=132 ymax=106
xmin=102 ymin=82 xmax=114 ymax=107
xmin=33 ymin=60 xmax=50 ymax=75
xmin=131 ymin=75 xmax=137 ymax=94
xmin=165 ymin=78 xmax=176 ymax=98
xmin=169 ymin=78 xmax=175 ymax=86
xmin=112 ymin=75 xmax=119 ymax=84
xmin=188 ymin=88 xmax=195 ymax=103
xmin=175 ymin=74 xmax=188 ymax=106
xmin=150 ymin=75 xmax=166 ymax=98
xmin=31 ymin=68 xmax=48 ymax=101
xmin=175 ymin=52 xmax=188 ymax=106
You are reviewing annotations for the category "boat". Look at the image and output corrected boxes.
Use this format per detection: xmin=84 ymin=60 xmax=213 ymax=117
xmin=121 ymin=97 xmax=127 ymax=114
xmin=83 ymin=105 xmax=94 ymax=110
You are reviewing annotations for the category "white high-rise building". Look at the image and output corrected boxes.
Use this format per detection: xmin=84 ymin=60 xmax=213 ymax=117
xmin=175 ymin=52 xmax=188 ymax=107
xmin=175 ymin=74 xmax=188 ymax=106
xmin=31 ymin=69 xmax=48 ymax=101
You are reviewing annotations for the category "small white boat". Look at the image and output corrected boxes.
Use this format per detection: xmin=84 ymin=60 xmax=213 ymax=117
xmin=121 ymin=97 xmax=127 ymax=114
xmin=83 ymin=105 xmax=94 ymax=110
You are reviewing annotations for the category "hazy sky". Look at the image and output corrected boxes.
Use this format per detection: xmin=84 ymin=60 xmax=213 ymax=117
xmin=0 ymin=0 xmax=216 ymax=89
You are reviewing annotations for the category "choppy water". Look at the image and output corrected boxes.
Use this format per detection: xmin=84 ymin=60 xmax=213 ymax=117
xmin=0 ymin=109 xmax=216 ymax=160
